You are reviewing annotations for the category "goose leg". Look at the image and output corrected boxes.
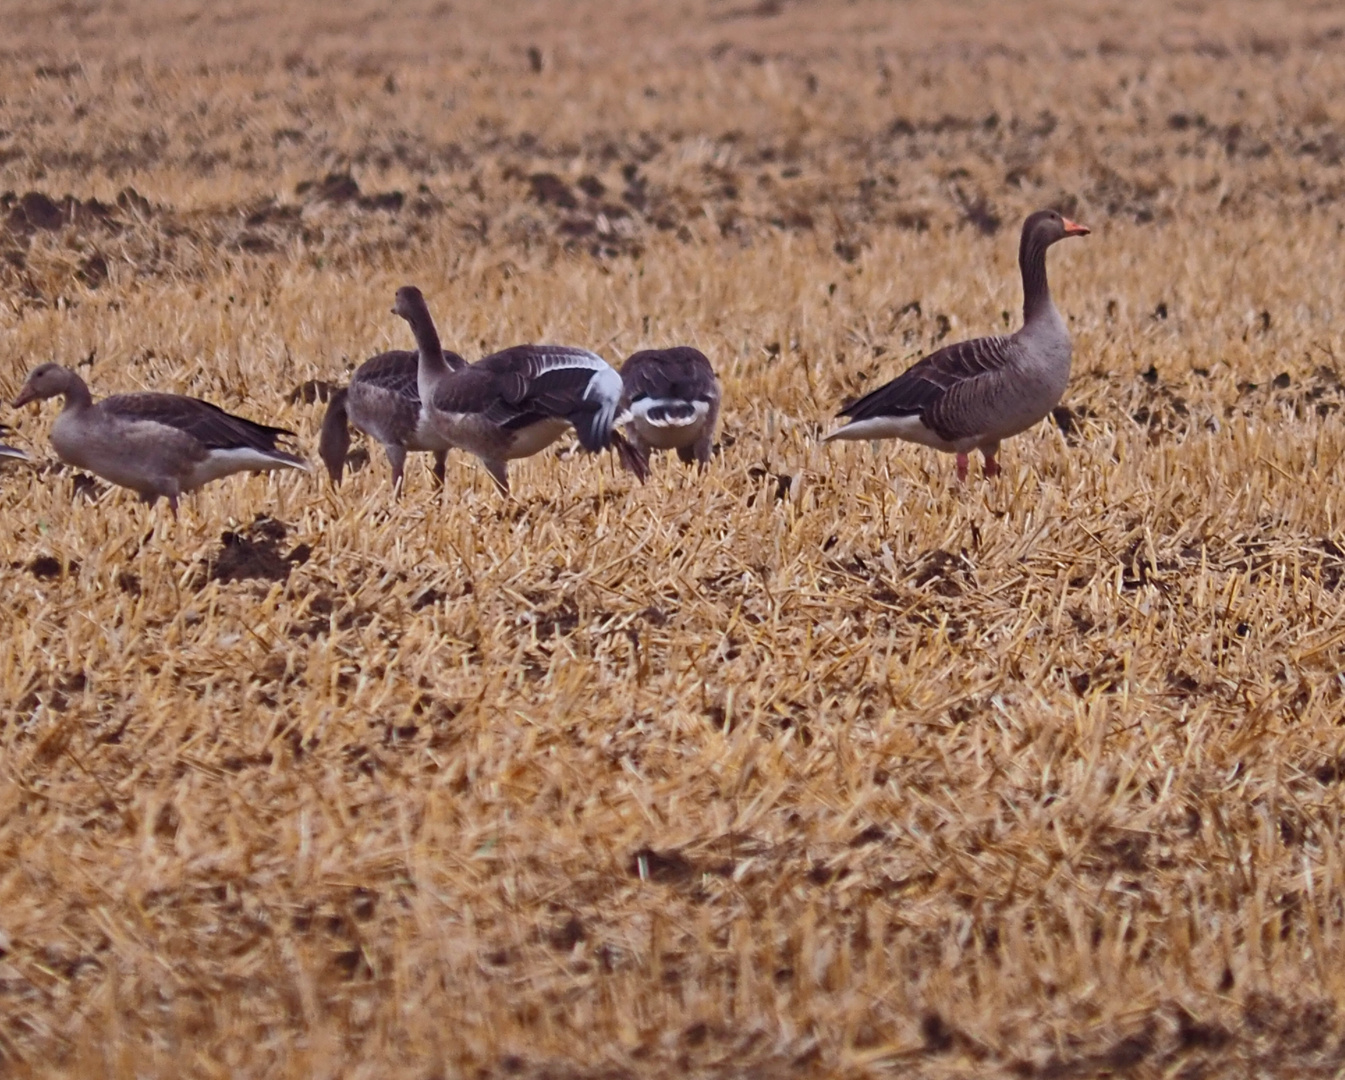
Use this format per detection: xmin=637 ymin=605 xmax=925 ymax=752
xmin=141 ymin=484 xmax=180 ymax=518
xmin=955 ymin=452 xmax=970 ymax=483
xmin=481 ymin=458 xmax=510 ymax=494
xmin=690 ymin=428 xmax=714 ymax=468
xmin=982 ymin=444 xmax=1001 ymax=479
xmin=431 ymin=449 xmax=447 ymax=489
xmin=384 ymin=444 xmax=408 ymax=497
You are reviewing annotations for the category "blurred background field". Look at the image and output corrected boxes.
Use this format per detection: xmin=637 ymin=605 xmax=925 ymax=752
xmin=4 ymin=1 xmax=1345 ymax=1076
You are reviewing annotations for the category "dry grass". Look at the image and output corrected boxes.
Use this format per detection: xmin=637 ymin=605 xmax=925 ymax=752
xmin=4 ymin=1 xmax=1345 ymax=1076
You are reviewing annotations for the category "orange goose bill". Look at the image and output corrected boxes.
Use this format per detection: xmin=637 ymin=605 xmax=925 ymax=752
xmin=428 ymin=344 xmax=648 ymax=494
xmin=619 ymin=346 xmax=721 ymax=468
xmin=14 ymin=363 xmax=308 ymax=513
xmin=319 ymin=285 xmax=467 ymax=492
xmin=825 ymin=209 xmax=1089 ymax=481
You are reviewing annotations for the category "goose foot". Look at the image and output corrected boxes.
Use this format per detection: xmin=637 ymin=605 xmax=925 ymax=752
xmin=983 ymin=452 xmax=1001 ymax=479
xmin=956 ymin=452 xmax=969 ymax=483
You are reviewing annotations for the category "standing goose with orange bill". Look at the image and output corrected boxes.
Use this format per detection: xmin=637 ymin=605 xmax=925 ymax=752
xmin=826 ymin=209 xmax=1090 ymax=480
xmin=14 ymin=364 xmax=307 ymax=513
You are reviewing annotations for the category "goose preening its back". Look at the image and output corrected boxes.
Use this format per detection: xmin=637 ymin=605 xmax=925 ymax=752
xmin=427 ymin=344 xmax=649 ymax=493
xmin=826 ymin=209 xmax=1090 ymax=480
xmin=0 ymin=424 xmax=28 ymax=462
xmin=318 ymin=285 xmax=467 ymax=491
xmin=619 ymin=346 xmax=720 ymax=467
xmin=13 ymin=364 xmax=307 ymax=513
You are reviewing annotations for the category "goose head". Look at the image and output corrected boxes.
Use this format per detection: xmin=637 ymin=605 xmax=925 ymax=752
xmin=1023 ymin=208 xmax=1091 ymax=248
xmin=392 ymin=285 xmax=430 ymax=323
xmin=14 ymin=363 xmax=78 ymax=407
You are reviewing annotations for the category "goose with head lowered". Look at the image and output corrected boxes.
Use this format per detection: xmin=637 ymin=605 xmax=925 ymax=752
xmin=14 ymin=364 xmax=307 ymax=513
xmin=0 ymin=423 xmax=28 ymax=462
xmin=319 ymin=285 xmax=467 ymax=492
xmin=826 ymin=209 xmax=1089 ymax=480
xmin=426 ymin=343 xmax=649 ymax=493
xmin=619 ymin=346 xmax=721 ymax=467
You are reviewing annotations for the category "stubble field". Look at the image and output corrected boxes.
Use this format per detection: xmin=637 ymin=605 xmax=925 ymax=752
xmin=4 ymin=1 xmax=1345 ymax=1076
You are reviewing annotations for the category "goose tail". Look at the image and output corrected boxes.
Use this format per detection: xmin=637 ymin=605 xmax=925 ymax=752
xmin=612 ymin=430 xmax=650 ymax=483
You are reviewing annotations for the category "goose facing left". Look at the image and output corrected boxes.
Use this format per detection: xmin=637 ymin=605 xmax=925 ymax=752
xmin=13 ymin=364 xmax=307 ymax=512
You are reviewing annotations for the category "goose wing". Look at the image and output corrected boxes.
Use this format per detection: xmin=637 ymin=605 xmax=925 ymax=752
xmin=0 ymin=423 xmax=24 ymax=458
xmin=435 ymin=346 xmax=622 ymax=450
xmin=837 ymin=334 xmax=1016 ymax=442
xmin=354 ymin=348 xmax=471 ymax=402
xmin=622 ymin=347 xmax=719 ymax=404
xmin=101 ymin=393 xmax=298 ymax=453
xmin=352 ymin=350 xmax=420 ymax=401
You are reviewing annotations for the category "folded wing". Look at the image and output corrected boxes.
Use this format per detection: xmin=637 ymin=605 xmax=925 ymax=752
xmin=435 ymin=345 xmax=623 ymax=452
xmin=102 ymin=392 xmax=301 ymax=456
xmin=837 ymin=334 xmax=1014 ymax=443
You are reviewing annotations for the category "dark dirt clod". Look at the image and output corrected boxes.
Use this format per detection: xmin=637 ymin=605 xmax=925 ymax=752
xmin=527 ymin=172 xmax=578 ymax=209
xmin=28 ymin=555 xmax=76 ymax=580
xmin=198 ymin=516 xmax=309 ymax=585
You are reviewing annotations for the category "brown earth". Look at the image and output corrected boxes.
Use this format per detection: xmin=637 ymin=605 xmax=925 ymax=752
xmin=3 ymin=1 xmax=1345 ymax=1077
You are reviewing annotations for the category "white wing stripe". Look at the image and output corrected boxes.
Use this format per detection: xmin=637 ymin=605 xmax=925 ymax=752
xmin=529 ymin=347 xmax=610 ymax=375
xmin=632 ymin=398 xmax=710 ymax=428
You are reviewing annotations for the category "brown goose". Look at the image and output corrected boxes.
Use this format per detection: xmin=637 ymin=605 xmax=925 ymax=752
xmin=0 ymin=423 xmax=27 ymax=462
xmin=826 ymin=209 xmax=1089 ymax=480
xmin=427 ymin=345 xmax=648 ymax=493
xmin=318 ymin=285 xmax=467 ymax=491
xmin=619 ymin=346 xmax=721 ymax=467
xmin=14 ymin=364 xmax=307 ymax=512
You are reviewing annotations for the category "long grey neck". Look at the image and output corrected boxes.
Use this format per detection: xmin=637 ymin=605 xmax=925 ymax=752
xmin=1019 ymin=231 xmax=1055 ymax=326
xmin=61 ymin=372 xmax=93 ymax=411
xmin=404 ymin=302 xmax=452 ymax=405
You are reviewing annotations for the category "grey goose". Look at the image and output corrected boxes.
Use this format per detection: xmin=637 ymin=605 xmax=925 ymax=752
xmin=426 ymin=344 xmax=649 ymax=493
xmin=620 ymin=346 xmax=720 ymax=467
xmin=319 ymin=285 xmax=467 ymax=491
xmin=826 ymin=209 xmax=1090 ymax=480
xmin=14 ymin=363 xmax=307 ymax=512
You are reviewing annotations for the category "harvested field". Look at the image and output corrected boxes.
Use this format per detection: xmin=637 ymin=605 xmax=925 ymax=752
xmin=5 ymin=0 xmax=1345 ymax=1076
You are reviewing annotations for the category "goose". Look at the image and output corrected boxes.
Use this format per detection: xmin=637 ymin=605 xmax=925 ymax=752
xmin=0 ymin=424 xmax=27 ymax=462
xmin=826 ymin=209 xmax=1090 ymax=480
xmin=13 ymin=364 xmax=307 ymax=513
xmin=318 ymin=285 xmax=467 ymax=491
xmin=427 ymin=344 xmax=649 ymax=493
xmin=619 ymin=346 xmax=721 ymax=467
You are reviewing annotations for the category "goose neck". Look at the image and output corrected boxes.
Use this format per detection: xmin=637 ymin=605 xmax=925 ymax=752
xmin=1019 ymin=231 xmax=1054 ymax=325
xmin=410 ymin=316 xmax=446 ymax=373
xmin=62 ymin=372 xmax=93 ymax=410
